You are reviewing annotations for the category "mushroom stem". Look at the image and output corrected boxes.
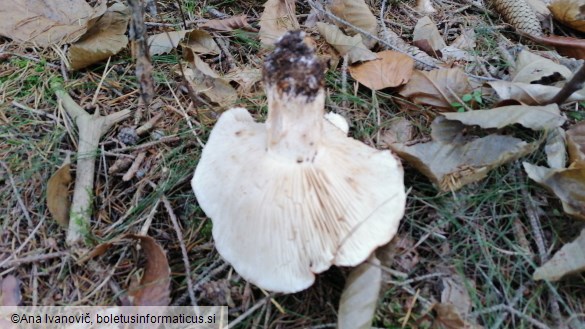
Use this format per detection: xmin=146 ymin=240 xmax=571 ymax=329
xmin=265 ymin=87 xmax=324 ymax=163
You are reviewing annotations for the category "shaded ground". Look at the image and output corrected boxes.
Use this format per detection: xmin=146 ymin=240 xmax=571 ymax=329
xmin=2 ymin=0 xmax=585 ymax=328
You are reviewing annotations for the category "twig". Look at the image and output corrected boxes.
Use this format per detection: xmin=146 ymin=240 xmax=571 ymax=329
xmin=128 ymin=0 xmax=155 ymax=105
xmin=215 ymin=37 xmax=236 ymax=71
xmin=122 ymin=151 xmax=147 ymax=181
xmin=0 ymin=217 xmax=46 ymax=269
xmin=0 ymin=252 xmax=68 ymax=267
xmin=136 ymin=113 xmax=164 ymax=135
xmin=549 ymin=64 xmax=585 ymax=105
xmin=228 ymin=297 xmax=269 ymax=329
xmin=53 ymin=82 xmax=131 ymax=246
xmin=0 ymin=161 xmax=32 ymax=225
xmin=162 ymin=196 xmax=197 ymax=307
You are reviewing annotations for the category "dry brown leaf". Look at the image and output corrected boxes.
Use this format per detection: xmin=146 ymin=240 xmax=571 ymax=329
xmin=526 ymin=33 xmax=585 ymax=60
xmin=380 ymin=117 xmax=414 ymax=147
xmin=127 ymin=234 xmax=171 ymax=306
xmin=567 ymin=121 xmax=585 ymax=163
xmin=338 ymin=255 xmax=381 ymax=329
xmin=488 ymin=80 xmax=585 ymax=105
xmin=182 ymin=54 xmax=238 ymax=108
xmin=524 ymin=161 xmax=585 ymax=219
xmin=442 ymin=104 xmax=566 ymax=131
xmin=68 ymin=3 xmax=129 ymax=70
xmin=181 ymin=30 xmax=221 ymax=56
xmin=399 ymin=68 xmax=473 ymax=109
xmin=392 ymin=133 xmax=537 ymax=191
xmin=434 ymin=304 xmax=483 ymax=329
xmin=451 ymin=29 xmax=476 ymax=51
xmin=0 ymin=275 xmax=21 ymax=306
xmin=0 ymin=0 xmax=107 ymax=46
xmin=225 ymin=66 xmax=262 ymax=94
xmin=148 ymin=30 xmax=191 ymax=56
xmin=513 ymin=50 xmax=572 ymax=83
xmin=348 ymin=50 xmax=414 ymax=90
xmin=258 ymin=0 xmax=299 ymax=47
xmin=316 ymin=22 xmax=377 ymax=64
xmin=545 ymin=127 xmax=567 ymax=169
xmin=328 ymin=0 xmax=378 ymax=49
xmin=199 ymin=14 xmax=255 ymax=32
xmin=376 ymin=235 xmax=419 ymax=273
xmin=534 ymin=228 xmax=585 ymax=281
xmin=413 ymin=16 xmax=447 ymax=53
xmin=550 ymin=0 xmax=585 ymax=32
xmin=47 ymin=155 xmax=72 ymax=227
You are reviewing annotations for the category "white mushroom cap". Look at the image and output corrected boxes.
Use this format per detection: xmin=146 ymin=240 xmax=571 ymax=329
xmin=192 ymin=31 xmax=406 ymax=293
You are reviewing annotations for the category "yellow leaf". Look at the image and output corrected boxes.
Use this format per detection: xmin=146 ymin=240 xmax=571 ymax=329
xmin=550 ymin=0 xmax=585 ymax=32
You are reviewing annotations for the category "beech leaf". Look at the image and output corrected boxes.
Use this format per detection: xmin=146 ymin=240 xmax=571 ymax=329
xmin=349 ymin=50 xmax=414 ymax=90
xmin=413 ymin=16 xmax=446 ymax=53
xmin=47 ymin=155 xmax=72 ymax=227
xmin=549 ymin=0 xmax=585 ymax=32
xmin=258 ymin=0 xmax=299 ymax=47
xmin=442 ymin=104 xmax=566 ymax=131
xmin=513 ymin=50 xmax=572 ymax=83
xmin=524 ymin=162 xmax=585 ymax=220
xmin=199 ymin=14 xmax=255 ymax=32
xmin=488 ymin=80 xmax=585 ymax=105
xmin=567 ymin=121 xmax=585 ymax=163
xmin=327 ymin=0 xmax=378 ymax=49
xmin=534 ymin=228 xmax=585 ymax=281
xmin=399 ymin=68 xmax=473 ymax=109
xmin=67 ymin=3 xmax=130 ymax=70
xmin=182 ymin=54 xmax=238 ymax=108
xmin=317 ymin=22 xmax=377 ymax=64
xmin=338 ymin=255 xmax=381 ymax=329
xmin=0 ymin=0 xmax=107 ymax=46
xmin=127 ymin=234 xmax=171 ymax=306
xmin=181 ymin=30 xmax=221 ymax=56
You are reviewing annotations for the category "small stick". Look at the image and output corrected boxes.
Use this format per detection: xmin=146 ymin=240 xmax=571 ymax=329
xmin=162 ymin=196 xmax=197 ymax=306
xmin=136 ymin=112 xmax=164 ymax=135
xmin=0 ymin=251 xmax=68 ymax=267
xmin=550 ymin=64 xmax=585 ymax=105
xmin=122 ymin=151 xmax=147 ymax=181
xmin=228 ymin=297 xmax=269 ymax=329
xmin=109 ymin=135 xmax=180 ymax=153
xmin=53 ymin=82 xmax=131 ymax=246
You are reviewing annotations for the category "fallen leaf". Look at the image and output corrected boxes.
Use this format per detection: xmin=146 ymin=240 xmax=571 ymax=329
xmin=549 ymin=0 xmax=585 ymax=32
xmin=348 ymin=50 xmax=414 ymax=90
xmin=442 ymin=104 xmax=566 ymax=131
xmin=181 ymin=30 xmax=221 ymax=56
xmin=534 ymin=228 xmax=585 ymax=281
xmin=545 ymin=127 xmax=567 ymax=169
xmin=512 ymin=50 xmax=572 ymax=84
xmin=338 ymin=255 xmax=381 ymax=329
xmin=487 ymin=80 xmax=585 ymax=105
xmin=47 ymin=155 xmax=72 ymax=227
xmin=200 ymin=14 xmax=255 ymax=32
xmin=258 ymin=0 xmax=299 ymax=47
xmin=413 ymin=16 xmax=446 ymax=54
xmin=0 ymin=0 xmax=107 ymax=46
xmin=525 ymin=33 xmax=585 ymax=60
xmin=380 ymin=117 xmax=414 ymax=147
xmin=451 ymin=29 xmax=476 ymax=51
xmin=392 ymin=132 xmax=537 ymax=191
xmin=225 ymin=66 xmax=262 ymax=94
xmin=316 ymin=22 xmax=377 ymax=64
xmin=567 ymin=121 xmax=585 ymax=163
xmin=127 ymin=234 xmax=171 ymax=306
xmin=524 ymin=162 xmax=585 ymax=219
xmin=328 ymin=0 xmax=378 ymax=49
xmin=399 ymin=68 xmax=473 ymax=109
xmin=434 ymin=303 xmax=482 ymax=329
xmin=182 ymin=54 xmax=238 ymax=108
xmin=68 ymin=3 xmax=130 ymax=70
xmin=376 ymin=235 xmax=419 ymax=273
xmin=0 ymin=275 xmax=21 ymax=306
xmin=440 ymin=46 xmax=473 ymax=62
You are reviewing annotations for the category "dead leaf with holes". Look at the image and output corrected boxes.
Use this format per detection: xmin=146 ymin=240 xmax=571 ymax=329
xmin=258 ymin=0 xmax=299 ymax=47
xmin=327 ymin=0 xmax=378 ymax=49
xmin=317 ymin=22 xmax=377 ymax=64
xmin=200 ymin=14 xmax=255 ymax=32
xmin=337 ymin=255 xmax=381 ymax=329
xmin=524 ymin=161 xmax=585 ymax=220
xmin=550 ymin=0 xmax=585 ymax=32
xmin=349 ymin=50 xmax=414 ymax=90
xmin=47 ymin=154 xmax=72 ymax=227
xmin=534 ymin=228 xmax=585 ymax=281
xmin=0 ymin=0 xmax=107 ymax=46
xmin=399 ymin=68 xmax=473 ymax=109
xmin=67 ymin=3 xmax=130 ymax=70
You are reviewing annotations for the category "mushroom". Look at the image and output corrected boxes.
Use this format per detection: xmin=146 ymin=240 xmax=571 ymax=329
xmin=192 ymin=31 xmax=406 ymax=293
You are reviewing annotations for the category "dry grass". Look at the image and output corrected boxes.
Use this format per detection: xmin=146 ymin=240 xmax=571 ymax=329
xmin=2 ymin=0 xmax=585 ymax=328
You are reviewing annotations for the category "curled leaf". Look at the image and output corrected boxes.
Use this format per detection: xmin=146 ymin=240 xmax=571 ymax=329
xmin=349 ymin=50 xmax=414 ymax=90
xmin=182 ymin=54 xmax=238 ymax=108
xmin=338 ymin=255 xmax=381 ymax=329
xmin=549 ymin=0 xmax=585 ymax=32
xmin=525 ymin=33 xmax=585 ymax=60
xmin=317 ymin=22 xmax=377 ymax=64
xmin=47 ymin=155 xmax=72 ymax=227
xmin=399 ymin=68 xmax=473 ymax=109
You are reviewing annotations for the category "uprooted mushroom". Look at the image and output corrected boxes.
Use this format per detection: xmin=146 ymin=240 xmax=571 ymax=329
xmin=192 ymin=31 xmax=406 ymax=293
